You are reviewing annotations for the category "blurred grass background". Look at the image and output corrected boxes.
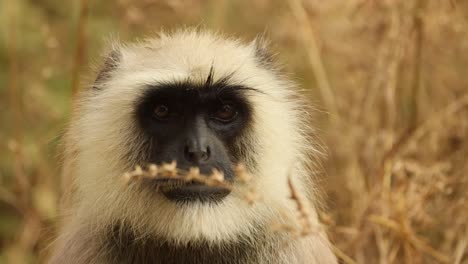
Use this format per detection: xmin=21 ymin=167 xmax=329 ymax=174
xmin=1 ymin=0 xmax=468 ymax=263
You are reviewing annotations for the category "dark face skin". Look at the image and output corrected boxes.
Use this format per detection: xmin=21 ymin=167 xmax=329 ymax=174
xmin=135 ymin=77 xmax=253 ymax=203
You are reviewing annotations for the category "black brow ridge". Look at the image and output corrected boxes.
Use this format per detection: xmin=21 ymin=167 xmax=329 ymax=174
xmin=146 ymin=73 xmax=267 ymax=96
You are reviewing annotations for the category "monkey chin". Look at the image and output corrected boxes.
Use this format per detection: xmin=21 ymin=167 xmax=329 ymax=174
xmin=121 ymin=191 xmax=264 ymax=245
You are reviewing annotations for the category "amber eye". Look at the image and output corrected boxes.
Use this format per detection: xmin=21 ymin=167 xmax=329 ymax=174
xmin=153 ymin=104 xmax=170 ymax=120
xmin=213 ymin=104 xmax=238 ymax=123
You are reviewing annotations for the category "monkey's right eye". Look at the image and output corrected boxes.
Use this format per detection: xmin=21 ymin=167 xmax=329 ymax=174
xmin=153 ymin=104 xmax=170 ymax=120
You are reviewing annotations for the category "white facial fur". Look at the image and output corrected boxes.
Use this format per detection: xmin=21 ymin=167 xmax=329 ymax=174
xmin=66 ymin=30 xmax=319 ymax=245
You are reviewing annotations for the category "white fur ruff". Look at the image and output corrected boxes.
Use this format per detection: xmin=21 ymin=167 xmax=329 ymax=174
xmin=66 ymin=30 xmax=318 ymax=245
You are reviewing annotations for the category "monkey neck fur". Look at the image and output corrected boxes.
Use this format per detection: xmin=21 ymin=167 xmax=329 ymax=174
xmin=99 ymin=222 xmax=277 ymax=264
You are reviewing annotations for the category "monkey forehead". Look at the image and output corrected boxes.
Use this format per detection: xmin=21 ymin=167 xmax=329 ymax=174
xmin=108 ymin=31 xmax=284 ymax=95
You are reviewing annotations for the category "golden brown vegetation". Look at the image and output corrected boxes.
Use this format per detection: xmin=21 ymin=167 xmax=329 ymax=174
xmin=122 ymin=162 xmax=232 ymax=190
xmin=1 ymin=0 xmax=467 ymax=263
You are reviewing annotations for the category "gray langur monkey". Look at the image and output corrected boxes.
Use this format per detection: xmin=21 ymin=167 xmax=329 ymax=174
xmin=50 ymin=29 xmax=337 ymax=264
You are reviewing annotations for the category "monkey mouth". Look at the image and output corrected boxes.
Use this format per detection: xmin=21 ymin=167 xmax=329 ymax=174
xmin=159 ymin=181 xmax=231 ymax=203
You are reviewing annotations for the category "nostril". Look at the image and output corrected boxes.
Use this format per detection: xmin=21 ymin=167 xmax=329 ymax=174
xmin=205 ymin=146 xmax=211 ymax=160
xmin=184 ymin=145 xmax=210 ymax=163
xmin=184 ymin=146 xmax=193 ymax=161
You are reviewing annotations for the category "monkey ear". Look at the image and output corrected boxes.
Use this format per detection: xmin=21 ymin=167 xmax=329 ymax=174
xmin=92 ymin=47 xmax=122 ymax=90
xmin=252 ymin=34 xmax=275 ymax=66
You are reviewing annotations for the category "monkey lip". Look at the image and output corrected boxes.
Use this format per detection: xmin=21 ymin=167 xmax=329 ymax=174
xmin=160 ymin=182 xmax=231 ymax=203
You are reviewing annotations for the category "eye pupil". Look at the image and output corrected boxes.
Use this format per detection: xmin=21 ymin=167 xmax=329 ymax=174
xmin=154 ymin=104 xmax=169 ymax=119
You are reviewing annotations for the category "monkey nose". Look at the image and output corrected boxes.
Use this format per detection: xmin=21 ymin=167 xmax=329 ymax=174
xmin=183 ymin=143 xmax=211 ymax=163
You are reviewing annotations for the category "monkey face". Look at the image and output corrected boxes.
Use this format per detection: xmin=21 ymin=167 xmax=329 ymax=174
xmin=134 ymin=78 xmax=254 ymax=203
xmin=70 ymin=31 xmax=312 ymax=243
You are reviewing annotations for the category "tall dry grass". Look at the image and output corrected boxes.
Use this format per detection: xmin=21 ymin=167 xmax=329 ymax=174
xmin=0 ymin=0 xmax=467 ymax=263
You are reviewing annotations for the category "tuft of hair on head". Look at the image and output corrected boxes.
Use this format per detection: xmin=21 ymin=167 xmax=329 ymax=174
xmin=92 ymin=47 xmax=122 ymax=90
xmin=252 ymin=32 xmax=276 ymax=68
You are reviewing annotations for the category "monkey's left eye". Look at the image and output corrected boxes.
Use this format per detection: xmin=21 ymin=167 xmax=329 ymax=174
xmin=153 ymin=104 xmax=170 ymax=120
xmin=212 ymin=104 xmax=238 ymax=123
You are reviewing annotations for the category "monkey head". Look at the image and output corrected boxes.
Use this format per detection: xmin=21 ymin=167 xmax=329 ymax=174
xmin=67 ymin=30 xmax=317 ymax=245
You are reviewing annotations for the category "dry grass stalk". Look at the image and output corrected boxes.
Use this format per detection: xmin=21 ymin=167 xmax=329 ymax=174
xmin=270 ymin=176 xmax=323 ymax=239
xmin=122 ymin=161 xmax=231 ymax=190
xmin=6 ymin=0 xmax=28 ymax=203
xmin=453 ymin=229 xmax=468 ymax=264
xmin=233 ymin=163 xmax=260 ymax=205
xmin=4 ymin=2 xmax=43 ymax=260
xmin=71 ymin=0 xmax=89 ymax=96
xmin=287 ymin=176 xmax=315 ymax=236
xmin=369 ymin=214 xmax=450 ymax=263
xmin=123 ymin=162 xmax=264 ymax=205
xmin=331 ymin=244 xmax=360 ymax=264
xmin=287 ymin=0 xmax=338 ymax=120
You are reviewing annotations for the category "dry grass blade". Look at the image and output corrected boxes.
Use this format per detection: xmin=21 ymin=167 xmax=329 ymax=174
xmin=122 ymin=161 xmax=232 ymax=190
xmin=122 ymin=162 xmax=266 ymax=206
xmin=331 ymin=244 xmax=360 ymax=264
xmin=287 ymin=176 xmax=315 ymax=236
xmin=71 ymin=0 xmax=89 ymax=96
xmin=369 ymin=215 xmax=450 ymax=263
xmin=234 ymin=164 xmax=259 ymax=204
xmin=410 ymin=93 xmax=468 ymax=143
xmin=287 ymin=0 xmax=338 ymax=120
xmin=454 ymin=230 xmax=468 ymax=264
